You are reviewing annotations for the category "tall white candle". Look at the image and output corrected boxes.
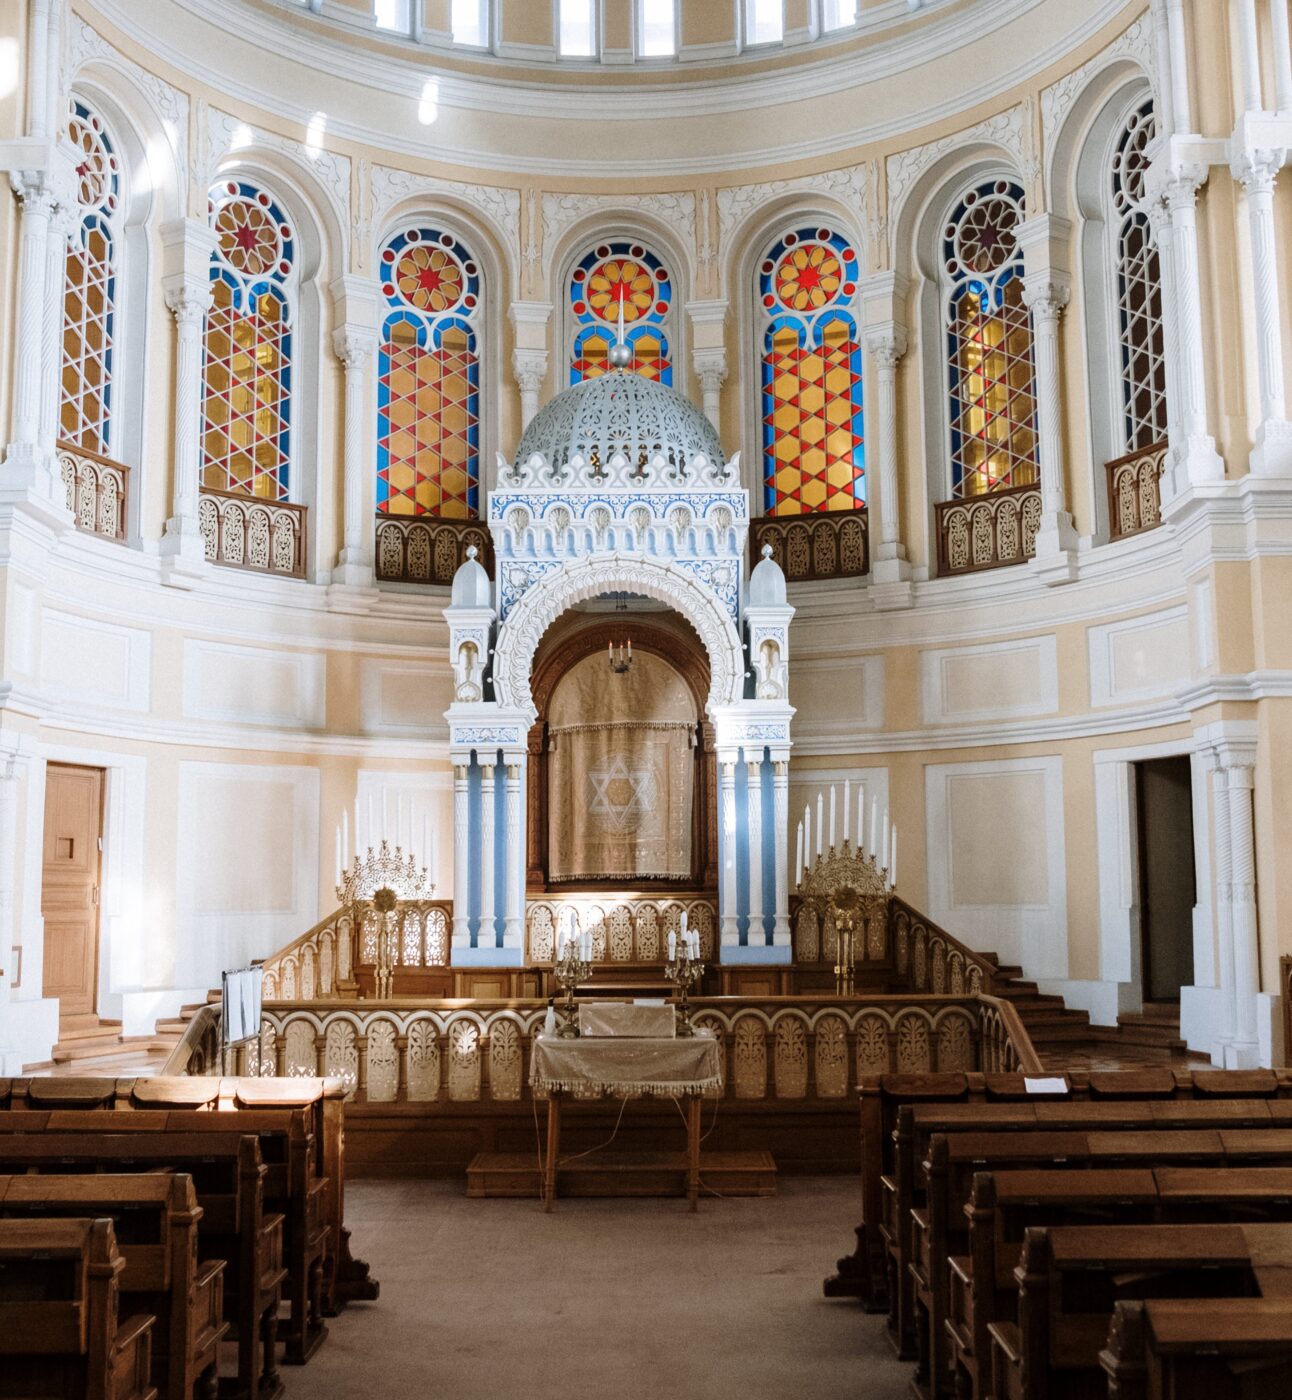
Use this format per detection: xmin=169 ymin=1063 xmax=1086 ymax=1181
xmin=829 ymin=785 xmax=837 ymax=850
xmin=843 ymin=778 xmax=850 ymax=845
xmin=368 ymin=793 xmax=377 ymax=848
xmin=889 ymin=826 xmax=898 ymax=889
xmin=804 ymin=805 xmax=812 ymax=872
xmin=668 ymin=930 xmax=676 ymax=960
xmin=795 ymin=820 xmax=804 ymax=887
xmin=681 ymin=910 xmax=688 ymax=937
xmin=857 ymin=788 xmax=864 ymax=853
xmin=422 ymin=812 xmax=430 ymax=870
xmin=869 ymin=798 xmax=878 ymax=860
xmin=335 ymin=824 xmax=342 ymax=884
xmin=883 ymin=809 xmax=891 ymax=875
xmin=341 ymin=808 xmax=349 ymax=873
xmin=816 ymin=793 xmax=824 ymax=855
xmin=354 ymin=796 xmax=361 ymax=855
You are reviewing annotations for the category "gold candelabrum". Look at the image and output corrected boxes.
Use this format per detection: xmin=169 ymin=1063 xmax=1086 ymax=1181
xmin=795 ymin=837 xmax=892 ymax=995
xmin=335 ymin=840 xmax=435 ymax=999
xmin=665 ymin=941 xmax=705 ymax=1038
xmin=553 ymin=937 xmax=592 ymax=1038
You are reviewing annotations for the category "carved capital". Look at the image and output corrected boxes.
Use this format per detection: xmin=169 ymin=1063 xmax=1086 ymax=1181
xmin=1022 ymin=277 xmax=1070 ymax=319
xmin=1165 ymin=163 xmax=1208 ymax=211
xmin=9 ymin=170 xmax=56 ymax=216
xmin=512 ymin=347 xmax=547 ymax=394
xmin=332 ymin=325 xmax=377 ymax=370
xmin=693 ymin=348 xmax=728 ymax=394
xmin=163 ymin=280 xmax=213 ymax=327
xmin=864 ymin=326 xmax=907 ymax=368
xmin=1231 ymin=146 xmax=1284 ymax=194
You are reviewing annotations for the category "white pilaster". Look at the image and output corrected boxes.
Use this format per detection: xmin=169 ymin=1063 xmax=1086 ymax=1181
xmin=687 ymin=299 xmax=728 ymax=434
xmin=719 ymin=761 xmax=739 ymax=946
xmin=1236 ymin=0 xmax=1264 ymax=114
xmin=503 ymin=760 xmax=523 ymax=950
xmin=330 ymin=275 xmax=381 ymax=596
xmin=1272 ymin=0 xmax=1292 ymax=111
xmin=0 ymin=753 xmax=24 ymax=1074
xmin=1232 ymin=147 xmax=1292 ymax=473
xmin=508 ymin=301 xmax=553 ymax=432
xmin=452 ymin=764 xmax=471 ymax=948
xmin=478 ymin=762 xmax=496 ymax=949
xmin=771 ymin=760 xmax=791 ymax=947
xmin=1148 ymin=200 xmax=1182 ymax=461
xmin=746 ymin=758 xmax=764 ymax=945
xmin=693 ymin=352 xmax=727 ymax=433
xmin=160 ymin=218 xmax=218 ymax=583
xmin=40 ymin=196 xmax=74 ymax=458
xmin=1018 ymin=216 xmax=1078 ymax=583
xmin=862 ymin=268 xmax=914 ymax=606
xmin=1165 ymin=0 xmax=1194 ymax=133
xmin=512 ymin=349 xmax=547 ymax=431
xmin=1224 ymin=756 xmax=1261 ymax=1066
xmin=2 ymin=175 xmax=56 ymax=492
xmin=1150 ymin=0 xmax=1177 ymax=135
xmin=1209 ymin=756 xmax=1236 ymax=1062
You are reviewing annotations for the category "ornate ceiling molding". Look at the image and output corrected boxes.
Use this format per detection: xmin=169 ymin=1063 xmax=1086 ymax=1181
xmin=715 ymin=163 xmax=873 ymax=264
xmin=540 ymin=192 xmax=697 ymax=273
xmin=369 ymin=163 xmax=521 ymax=274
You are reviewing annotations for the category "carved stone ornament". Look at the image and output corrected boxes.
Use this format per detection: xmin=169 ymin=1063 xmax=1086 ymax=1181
xmin=491 ymin=553 xmax=744 ymax=721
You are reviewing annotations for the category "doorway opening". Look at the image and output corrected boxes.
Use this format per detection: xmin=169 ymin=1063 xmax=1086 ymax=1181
xmin=1133 ymin=755 xmax=1196 ymax=1004
xmin=40 ymin=762 xmax=106 ymax=1036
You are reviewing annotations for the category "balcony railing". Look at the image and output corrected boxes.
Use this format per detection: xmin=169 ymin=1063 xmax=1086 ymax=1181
xmin=751 ymin=509 xmax=868 ymax=583
xmin=936 ymin=483 xmax=1042 ymax=576
xmin=199 ymin=488 xmax=306 ymax=578
xmin=374 ymin=514 xmax=493 ymax=584
xmin=58 ymin=441 xmax=128 ymax=542
xmin=1106 ymin=440 xmax=1167 ymax=541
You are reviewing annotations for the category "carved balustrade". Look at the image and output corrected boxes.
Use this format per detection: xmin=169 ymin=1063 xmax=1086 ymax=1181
xmin=887 ymin=897 xmax=1006 ymax=997
xmin=258 ymin=900 xmax=452 ymax=1002
xmin=935 ymin=483 xmax=1042 ymax=575
xmin=751 ymin=510 xmax=868 ymax=583
xmin=526 ymin=895 xmax=718 ymax=964
xmin=1106 ymin=441 xmax=1166 ymax=541
xmin=201 ymin=993 xmax=1034 ymax=1103
xmin=199 ymin=488 xmax=306 ymax=578
xmin=58 ymin=441 xmax=128 ymax=542
xmin=374 ymin=514 xmax=493 ymax=584
xmin=1282 ymin=956 xmax=1291 ymax=1068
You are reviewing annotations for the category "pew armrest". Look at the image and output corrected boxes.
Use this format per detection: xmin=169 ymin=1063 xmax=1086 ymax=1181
xmin=988 ymin=1320 xmax=1021 ymax=1364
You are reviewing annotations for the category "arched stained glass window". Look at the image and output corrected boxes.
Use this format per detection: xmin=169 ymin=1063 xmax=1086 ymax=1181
xmin=943 ymin=180 xmax=1038 ymax=497
xmin=201 ymin=181 xmax=295 ymax=500
xmin=1112 ymin=99 xmax=1167 ymax=452
xmin=759 ymin=226 xmax=864 ymax=515
xmin=61 ymin=99 xmax=120 ymax=454
xmin=570 ymin=241 xmax=672 ymax=385
xmin=376 ymin=227 xmax=481 ymax=518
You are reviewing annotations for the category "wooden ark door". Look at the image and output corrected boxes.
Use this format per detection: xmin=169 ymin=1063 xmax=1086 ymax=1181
xmin=40 ymin=763 xmax=105 ymax=1025
xmin=1135 ymin=755 xmax=1197 ymax=1004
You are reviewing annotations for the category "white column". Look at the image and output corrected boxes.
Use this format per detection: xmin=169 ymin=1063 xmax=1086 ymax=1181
xmin=1209 ymin=758 xmax=1236 ymax=1061
xmin=40 ymin=198 xmax=73 ymax=457
xmin=746 ymin=758 xmax=764 ymax=947
xmin=869 ymin=333 xmax=906 ymax=558
xmin=694 ymin=351 xmax=727 ymax=433
xmin=452 ymin=764 xmax=471 ymax=948
xmin=861 ymin=273 xmax=912 ymax=604
xmin=1165 ymin=172 xmax=1225 ymax=488
xmin=1225 ymin=759 xmax=1261 ymax=1065
xmin=478 ymin=762 xmax=496 ymax=950
xmin=1165 ymin=0 xmax=1194 ymax=132
xmin=160 ymin=219 xmax=218 ymax=577
xmin=1271 ymin=0 xmax=1292 ymax=111
xmin=332 ymin=325 xmax=378 ymax=585
xmin=503 ymin=761 xmax=523 ymax=951
xmin=512 ymin=350 xmax=547 ymax=432
xmin=719 ymin=762 xmax=739 ymax=947
xmin=1150 ymin=0 xmax=1177 ymax=135
xmin=1237 ymin=0 xmax=1264 ymax=114
xmin=771 ymin=759 xmax=791 ymax=947
xmin=1233 ymin=150 xmax=1292 ymax=473
xmin=0 ymin=754 xmax=24 ymax=1074
xmin=3 ymin=176 xmax=59 ymax=497
xmin=1148 ymin=200 xmax=1182 ymax=461
xmin=1026 ymin=286 xmax=1078 ymax=571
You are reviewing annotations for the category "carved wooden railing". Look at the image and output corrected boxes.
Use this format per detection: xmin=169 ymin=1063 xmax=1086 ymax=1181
xmin=751 ymin=510 xmax=868 ymax=583
xmin=1106 ymin=440 xmax=1167 ymax=541
xmin=525 ymin=894 xmax=718 ymax=964
xmin=977 ymin=992 xmax=1044 ymax=1074
xmin=936 ymin=483 xmax=1042 ymax=576
xmin=374 ymin=514 xmax=493 ymax=584
xmin=162 ymin=1002 xmax=223 ymax=1077
xmin=58 ymin=440 xmax=128 ymax=542
xmin=887 ymin=897 xmax=1008 ymax=997
xmin=199 ymin=488 xmax=306 ymax=578
xmin=193 ymin=993 xmax=1030 ymax=1104
xmin=256 ymin=900 xmax=452 ymax=1001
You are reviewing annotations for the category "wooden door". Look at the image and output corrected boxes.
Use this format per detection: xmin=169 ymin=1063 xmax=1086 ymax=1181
xmin=40 ymin=764 xmax=104 ymax=1023
xmin=1135 ymin=755 xmax=1197 ymax=1003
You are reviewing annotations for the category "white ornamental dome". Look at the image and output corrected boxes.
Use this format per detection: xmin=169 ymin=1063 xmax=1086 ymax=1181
xmin=509 ymin=370 xmax=728 ymax=489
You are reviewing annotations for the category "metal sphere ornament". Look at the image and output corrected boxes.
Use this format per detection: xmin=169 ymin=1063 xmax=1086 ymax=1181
xmin=608 ymin=339 xmax=633 ymax=369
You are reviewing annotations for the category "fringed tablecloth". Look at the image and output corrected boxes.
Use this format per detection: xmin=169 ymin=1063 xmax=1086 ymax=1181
xmin=529 ymin=1030 xmax=723 ymax=1098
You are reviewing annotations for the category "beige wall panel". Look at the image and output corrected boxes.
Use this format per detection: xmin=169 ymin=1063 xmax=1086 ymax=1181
xmin=1087 ymin=607 xmax=1190 ymax=708
xmin=40 ymin=610 xmax=152 ymax=712
xmin=947 ymin=771 xmax=1049 ymax=907
xmin=182 ymin=640 xmax=326 ymax=730
xmin=920 ymin=636 xmax=1058 ymax=725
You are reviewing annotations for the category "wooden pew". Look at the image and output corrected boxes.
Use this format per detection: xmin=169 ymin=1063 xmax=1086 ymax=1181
xmin=989 ymin=1222 xmax=1292 ymax=1400
xmin=944 ymin=1164 xmax=1292 ymax=1400
xmin=1099 ymin=1297 xmax=1292 ymax=1400
xmin=0 ymin=1173 xmax=227 ymax=1400
xmin=887 ymin=1100 xmax=1286 ymax=1359
xmin=0 ymin=1128 xmax=285 ymax=1400
xmin=828 ymin=1068 xmax=1292 ymax=1307
xmin=0 ymin=1216 xmax=157 ymax=1400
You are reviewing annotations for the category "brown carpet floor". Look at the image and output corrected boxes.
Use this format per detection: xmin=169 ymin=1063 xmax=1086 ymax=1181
xmin=296 ymin=1175 xmax=906 ymax=1399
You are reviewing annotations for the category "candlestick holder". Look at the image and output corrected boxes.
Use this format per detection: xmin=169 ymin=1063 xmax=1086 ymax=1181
xmin=335 ymin=839 xmax=433 ymax=907
xmin=665 ymin=950 xmax=705 ymax=1037
xmin=553 ymin=942 xmax=591 ymax=1038
xmin=829 ymin=885 xmax=861 ymax=996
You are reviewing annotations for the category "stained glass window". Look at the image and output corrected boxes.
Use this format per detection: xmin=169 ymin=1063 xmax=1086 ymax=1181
xmin=759 ymin=226 xmax=864 ymax=515
xmin=200 ymin=181 xmax=295 ymax=499
xmin=60 ymin=99 xmax=120 ymax=454
xmin=943 ymin=180 xmax=1038 ymax=498
xmin=1112 ymin=99 xmax=1167 ymax=452
xmin=570 ymin=241 xmax=672 ymax=385
xmin=377 ymin=227 xmax=481 ymax=518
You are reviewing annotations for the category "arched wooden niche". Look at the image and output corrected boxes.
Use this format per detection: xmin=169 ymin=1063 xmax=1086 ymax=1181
xmin=527 ymin=611 xmax=717 ymax=891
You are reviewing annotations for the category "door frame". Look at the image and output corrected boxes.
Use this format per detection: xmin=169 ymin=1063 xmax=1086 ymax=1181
xmin=25 ymin=745 xmax=148 ymax=1024
xmin=1134 ymin=753 xmax=1198 ymax=1005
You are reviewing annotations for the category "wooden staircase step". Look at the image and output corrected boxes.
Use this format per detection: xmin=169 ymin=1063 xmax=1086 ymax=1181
xmin=466 ymin=1150 xmax=777 ymax=1200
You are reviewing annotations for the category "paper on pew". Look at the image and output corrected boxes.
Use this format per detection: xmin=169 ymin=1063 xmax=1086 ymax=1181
xmin=1023 ymin=1076 xmax=1069 ymax=1094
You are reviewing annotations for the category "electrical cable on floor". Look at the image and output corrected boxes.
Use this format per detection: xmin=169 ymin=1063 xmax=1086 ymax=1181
xmin=556 ymin=1093 xmax=631 ymax=1165
xmin=669 ymin=1093 xmax=727 ymax=1199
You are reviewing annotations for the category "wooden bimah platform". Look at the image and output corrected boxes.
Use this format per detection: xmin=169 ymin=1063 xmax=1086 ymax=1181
xmin=466 ymin=1150 xmax=777 ymax=1199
